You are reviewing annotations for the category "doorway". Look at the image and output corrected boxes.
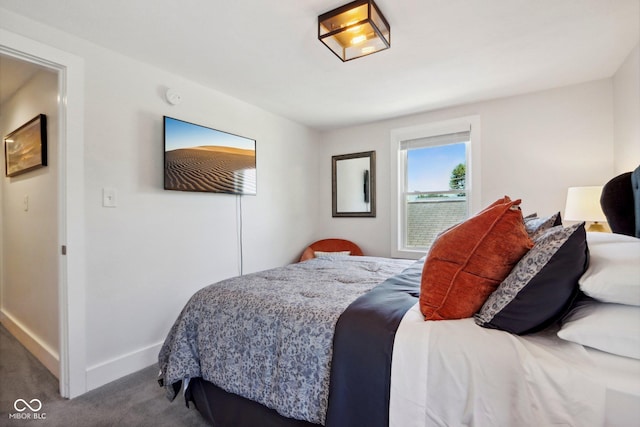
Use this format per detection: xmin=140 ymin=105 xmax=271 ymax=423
xmin=0 ymin=28 xmax=87 ymax=398
xmin=0 ymin=53 xmax=60 ymax=378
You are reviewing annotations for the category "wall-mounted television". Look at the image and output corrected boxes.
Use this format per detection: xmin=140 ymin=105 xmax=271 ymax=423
xmin=164 ymin=116 xmax=256 ymax=195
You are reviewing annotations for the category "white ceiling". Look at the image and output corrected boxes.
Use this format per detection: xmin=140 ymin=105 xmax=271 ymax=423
xmin=0 ymin=0 xmax=638 ymax=130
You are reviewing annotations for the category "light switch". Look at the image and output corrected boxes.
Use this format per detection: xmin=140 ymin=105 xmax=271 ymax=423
xmin=102 ymin=188 xmax=117 ymax=207
xmin=23 ymin=195 xmax=29 ymax=211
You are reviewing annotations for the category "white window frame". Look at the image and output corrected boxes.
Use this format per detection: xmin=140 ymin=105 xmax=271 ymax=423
xmin=390 ymin=116 xmax=481 ymax=259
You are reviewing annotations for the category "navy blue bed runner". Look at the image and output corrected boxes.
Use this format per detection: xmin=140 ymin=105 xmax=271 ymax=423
xmin=325 ymin=259 xmax=423 ymax=427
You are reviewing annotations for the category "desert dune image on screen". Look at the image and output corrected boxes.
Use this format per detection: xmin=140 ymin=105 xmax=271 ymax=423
xmin=164 ymin=117 xmax=256 ymax=195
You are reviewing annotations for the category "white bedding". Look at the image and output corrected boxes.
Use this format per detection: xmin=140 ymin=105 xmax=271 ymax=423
xmin=389 ymin=303 xmax=640 ymax=427
xmin=583 ymin=346 xmax=640 ymax=426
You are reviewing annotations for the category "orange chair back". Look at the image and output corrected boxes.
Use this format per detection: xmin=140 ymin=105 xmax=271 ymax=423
xmin=299 ymin=238 xmax=364 ymax=262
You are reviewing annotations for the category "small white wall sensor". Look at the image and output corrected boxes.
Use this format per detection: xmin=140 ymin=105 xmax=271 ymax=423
xmin=165 ymin=88 xmax=182 ymax=105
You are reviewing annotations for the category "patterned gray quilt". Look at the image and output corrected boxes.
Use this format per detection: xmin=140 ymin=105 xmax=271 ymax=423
xmin=158 ymin=256 xmax=414 ymax=425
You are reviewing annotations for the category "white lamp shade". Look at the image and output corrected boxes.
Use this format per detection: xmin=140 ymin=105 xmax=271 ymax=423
xmin=564 ymin=186 xmax=607 ymax=222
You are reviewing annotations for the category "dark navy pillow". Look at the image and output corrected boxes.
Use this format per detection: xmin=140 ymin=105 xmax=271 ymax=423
xmin=474 ymin=222 xmax=588 ymax=335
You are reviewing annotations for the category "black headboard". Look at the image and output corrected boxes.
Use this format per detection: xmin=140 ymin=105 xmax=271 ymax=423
xmin=600 ymin=165 xmax=640 ymax=237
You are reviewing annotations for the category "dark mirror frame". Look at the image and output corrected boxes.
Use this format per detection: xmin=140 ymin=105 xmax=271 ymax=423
xmin=332 ymin=150 xmax=376 ymax=217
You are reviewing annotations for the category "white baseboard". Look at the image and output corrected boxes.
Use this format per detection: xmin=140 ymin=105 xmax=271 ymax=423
xmin=0 ymin=310 xmax=60 ymax=378
xmin=85 ymin=341 xmax=163 ymax=391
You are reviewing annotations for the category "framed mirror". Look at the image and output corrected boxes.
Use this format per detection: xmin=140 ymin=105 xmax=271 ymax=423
xmin=332 ymin=151 xmax=376 ymax=217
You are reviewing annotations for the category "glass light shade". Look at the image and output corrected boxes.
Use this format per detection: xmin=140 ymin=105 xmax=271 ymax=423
xmin=318 ymin=0 xmax=390 ymax=62
xmin=564 ymin=186 xmax=607 ymax=222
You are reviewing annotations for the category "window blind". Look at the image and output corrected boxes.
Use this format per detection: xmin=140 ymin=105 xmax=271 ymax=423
xmin=400 ymin=130 xmax=470 ymax=150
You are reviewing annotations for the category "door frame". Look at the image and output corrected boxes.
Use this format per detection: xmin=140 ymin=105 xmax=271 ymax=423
xmin=0 ymin=29 xmax=86 ymax=398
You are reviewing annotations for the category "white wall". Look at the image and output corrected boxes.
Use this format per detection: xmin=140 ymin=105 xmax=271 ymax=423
xmin=613 ymin=43 xmax=640 ymax=174
xmin=317 ymin=79 xmax=615 ymax=257
xmin=1 ymin=11 xmax=320 ymax=392
xmin=81 ymin=47 xmax=320 ymax=390
xmin=0 ymin=69 xmax=60 ymax=376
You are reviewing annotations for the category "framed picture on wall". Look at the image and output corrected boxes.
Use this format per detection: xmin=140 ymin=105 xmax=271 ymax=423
xmin=4 ymin=114 xmax=47 ymax=177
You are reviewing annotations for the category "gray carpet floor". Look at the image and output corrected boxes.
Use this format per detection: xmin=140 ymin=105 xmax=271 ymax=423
xmin=0 ymin=325 xmax=209 ymax=426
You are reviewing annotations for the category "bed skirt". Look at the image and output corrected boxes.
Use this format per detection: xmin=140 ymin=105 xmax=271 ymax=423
xmin=187 ymin=377 xmax=321 ymax=427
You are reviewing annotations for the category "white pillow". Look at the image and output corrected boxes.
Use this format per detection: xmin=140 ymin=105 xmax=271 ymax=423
xmin=314 ymin=250 xmax=351 ymax=257
xmin=558 ymin=299 xmax=640 ymax=359
xmin=585 ymin=231 xmax=640 ymax=245
xmin=579 ymin=233 xmax=640 ymax=305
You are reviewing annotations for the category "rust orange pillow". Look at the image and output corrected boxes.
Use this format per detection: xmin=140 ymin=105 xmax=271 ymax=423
xmin=420 ymin=197 xmax=533 ymax=320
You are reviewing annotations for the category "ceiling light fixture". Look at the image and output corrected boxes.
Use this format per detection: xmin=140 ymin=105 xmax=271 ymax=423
xmin=318 ymin=0 xmax=390 ymax=62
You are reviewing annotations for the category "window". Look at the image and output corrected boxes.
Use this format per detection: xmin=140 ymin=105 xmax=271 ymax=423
xmin=404 ymin=136 xmax=468 ymax=250
xmin=391 ymin=117 xmax=481 ymax=258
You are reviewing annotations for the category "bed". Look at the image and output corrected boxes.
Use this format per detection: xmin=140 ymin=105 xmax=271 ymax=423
xmin=159 ymin=167 xmax=640 ymax=427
